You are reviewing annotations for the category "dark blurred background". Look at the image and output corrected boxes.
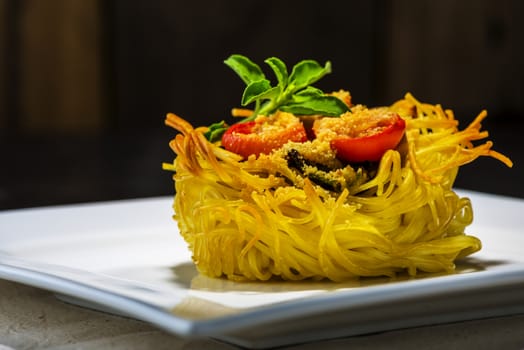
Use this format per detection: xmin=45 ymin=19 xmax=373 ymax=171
xmin=0 ymin=0 xmax=522 ymax=210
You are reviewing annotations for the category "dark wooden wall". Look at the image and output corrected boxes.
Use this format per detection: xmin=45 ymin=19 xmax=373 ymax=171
xmin=1 ymin=0 xmax=522 ymax=209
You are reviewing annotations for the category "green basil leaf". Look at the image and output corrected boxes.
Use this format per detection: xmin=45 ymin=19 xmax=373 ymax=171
xmin=264 ymin=57 xmax=288 ymax=89
xmin=218 ymin=54 xmax=343 ymax=129
xmin=241 ymin=79 xmax=278 ymax=106
xmin=290 ymin=87 xmax=324 ymax=104
xmin=204 ymin=120 xmax=228 ymax=142
xmin=279 ymin=95 xmax=349 ymax=116
xmin=224 ymin=54 xmax=266 ymax=85
xmin=294 ymin=86 xmax=324 ymax=97
xmin=288 ymin=60 xmax=332 ymax=92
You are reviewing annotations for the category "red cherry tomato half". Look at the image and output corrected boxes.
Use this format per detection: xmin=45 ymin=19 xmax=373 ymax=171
xmin=314 ymin=112 xmax=406 ymax=163
xmin=221 ymin=115 xmax=307 ymax=158
xmin=331 ymin=115 xmax=405 ymax=162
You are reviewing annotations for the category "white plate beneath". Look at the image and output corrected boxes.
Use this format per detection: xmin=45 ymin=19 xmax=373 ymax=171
xmin=1 ymin=190 xmax=524 ymax=349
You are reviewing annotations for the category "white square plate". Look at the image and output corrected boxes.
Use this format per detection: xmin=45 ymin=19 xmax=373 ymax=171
xmin=1 ymin=190 xmax=523 ymax=349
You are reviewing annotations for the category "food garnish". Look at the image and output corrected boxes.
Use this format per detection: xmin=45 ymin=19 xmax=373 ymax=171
xmin=164 ymin=55 xmax=512 ymax=281
xmin=204 ymin=54 xmax=349 ymax=143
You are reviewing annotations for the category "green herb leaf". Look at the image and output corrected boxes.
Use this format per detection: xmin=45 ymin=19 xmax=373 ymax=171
xmin=264 ymin=57 xmax=288 ymax=90
xmin=288 ymin=60 xmax=332 ymax=92
xmin=204 ymin=120 xmax=228 ymax=143
xmin=279 ymin=95 xmax=349 ymax=116
xmin=293 ymin=86 xmax=324 ymax=99
xmin=224 ymin=54 xmax=266 ymax=85
xmin=204 ymin=55 xmax=344 ymax=142
xmin=241 ymin=79 xmax=274 ymax=106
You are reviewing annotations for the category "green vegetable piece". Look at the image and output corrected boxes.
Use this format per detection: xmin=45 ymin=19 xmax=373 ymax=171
xmin=288 ymin=60 xmax=332 ymax=92
xmin=224 ymin=55 xmax=266 ymax=85
xmin=264 ymin=57 xmax=288 ymax=90
xmin=204 ymin=120 xmax=228 ymax=143
xmin=204 ymin=54 xmax=346 ymax=142
xmin=280 ymin=95 xmax=349 ymax=116
xmin=241 ymin=79 xmax=275 ymax=106
xmin=292 ymin=86 xmax=324 ymax=102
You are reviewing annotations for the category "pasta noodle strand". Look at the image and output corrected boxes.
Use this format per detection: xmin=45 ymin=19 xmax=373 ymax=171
xmin=165 ymin=94 xmax=511 ymax=281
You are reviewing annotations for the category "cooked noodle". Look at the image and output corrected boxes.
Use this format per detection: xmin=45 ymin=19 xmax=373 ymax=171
xmin=164 ymin=93 xmax=512 ymax=281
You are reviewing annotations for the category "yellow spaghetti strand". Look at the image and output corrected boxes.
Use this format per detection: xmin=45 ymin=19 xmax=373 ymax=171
xmin=165 ymin=93 xmax=511 ymax=281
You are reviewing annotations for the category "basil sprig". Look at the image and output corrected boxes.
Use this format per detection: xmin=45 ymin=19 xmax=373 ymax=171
xmin=205 ymin=54 xmax=349 ymax=142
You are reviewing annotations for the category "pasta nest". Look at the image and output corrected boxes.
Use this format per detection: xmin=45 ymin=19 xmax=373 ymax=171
xmin=164 ymin=93 xmax=512 ymax=281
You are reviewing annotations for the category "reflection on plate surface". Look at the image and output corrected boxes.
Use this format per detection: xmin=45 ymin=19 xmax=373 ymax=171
xmin=0 ymin=190 xmax=523 ymax=349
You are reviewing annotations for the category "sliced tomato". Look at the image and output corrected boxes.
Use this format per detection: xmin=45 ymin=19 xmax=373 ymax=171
xmin=313 ymin=110 xmax=406 ymax=163
xmin=221 ymin=113 xmax=307 ymax=158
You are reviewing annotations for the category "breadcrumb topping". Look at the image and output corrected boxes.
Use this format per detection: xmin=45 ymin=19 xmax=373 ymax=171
xmin=314 ymin=106 xmax=398 ymax=141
